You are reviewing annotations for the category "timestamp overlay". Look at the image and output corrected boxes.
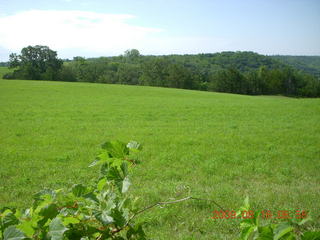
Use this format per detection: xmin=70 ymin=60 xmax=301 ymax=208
xmin=211 ymin=210 xmax=309 ymax=220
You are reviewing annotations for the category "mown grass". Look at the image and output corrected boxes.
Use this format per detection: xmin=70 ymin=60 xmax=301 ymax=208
xmin=0 ymin=79 xmax=319 ymax=239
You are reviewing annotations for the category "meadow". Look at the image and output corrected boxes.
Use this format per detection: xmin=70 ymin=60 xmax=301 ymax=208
xmin=0 ymin=75 xmax=319 ymax=239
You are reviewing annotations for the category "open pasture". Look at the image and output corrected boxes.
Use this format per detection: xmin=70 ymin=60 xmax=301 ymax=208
xmin=0 ymin=79 xmax=319 ymax=239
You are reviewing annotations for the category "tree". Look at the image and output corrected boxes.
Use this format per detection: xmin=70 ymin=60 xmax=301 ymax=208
xmin=167 ymin=63 xmax=200 ymax=89
xmin=139 ymin=57 xmax=170 ymax=86
xmin=117 ymin=63 xmax=141 ymax=85
xmin=7 ymin=45 xmax=63 ymax=80
xmin=124 ymin=49 xmax=141 ymax=63
xmin=213 ymin=68 xmax=247 ymax=94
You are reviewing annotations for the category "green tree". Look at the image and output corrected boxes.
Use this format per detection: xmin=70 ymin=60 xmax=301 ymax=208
xmin=214 ymin=68 xmax=247 ymax=94
xmin=71 ymin=56 xmax=88 ymax=82
xmin=117 ymin=63 xmax=141 ymax=85
xmin=8 ymin=45 xmax=63 ymax=80
xmin=167 ymin=63 xmax=200 ymax=89
xmin=97 ymin=62 xmax=119 ymax=83
xmin=139 ymin=57 xmax=170 ymax=86
xmin=124 ymin=49 xmax=141 ymax=63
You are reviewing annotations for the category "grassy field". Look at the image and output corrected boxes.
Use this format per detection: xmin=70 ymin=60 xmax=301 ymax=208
xmin=0 ymin=78 xmax=319 ymax=239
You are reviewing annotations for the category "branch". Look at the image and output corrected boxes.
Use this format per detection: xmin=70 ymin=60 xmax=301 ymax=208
xmin=190 ymin=197 xmax=226 ymax=212
xmin=112 ymin=196 xmax=225 ymax=235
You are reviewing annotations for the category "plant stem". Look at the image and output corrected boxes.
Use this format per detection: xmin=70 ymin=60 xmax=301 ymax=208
xmin=112 ymin=196 xmax=225 ymax=235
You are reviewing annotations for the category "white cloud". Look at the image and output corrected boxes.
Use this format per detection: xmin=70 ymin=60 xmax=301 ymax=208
xmin=0 ymin=10 xmax=162 ymax=58
xmin=0 ymin=10 xmax=232 ymax=59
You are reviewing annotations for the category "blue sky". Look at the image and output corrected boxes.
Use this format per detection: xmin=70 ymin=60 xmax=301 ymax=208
xmin=0 ymin=0 xmax=319 ymax=61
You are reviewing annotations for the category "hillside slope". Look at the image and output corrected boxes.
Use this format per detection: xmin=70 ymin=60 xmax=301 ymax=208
xmin=1 ymin=80 xmax=319 ymax=239
xmin=271 ymin=55 xmax=320 ymax=78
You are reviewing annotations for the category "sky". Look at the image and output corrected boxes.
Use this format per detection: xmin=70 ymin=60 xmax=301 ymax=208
xmin=0 ymin=0 xmax=319 ymax=61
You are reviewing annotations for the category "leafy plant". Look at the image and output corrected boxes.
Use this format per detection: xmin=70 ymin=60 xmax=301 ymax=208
xmin=237 ymin=197 xmax=320 ymax=240
xmin=0 ymin=140 xmax=145 ymax=240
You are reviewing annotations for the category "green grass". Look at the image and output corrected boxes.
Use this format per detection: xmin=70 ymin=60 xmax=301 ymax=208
xmin=0 ymin=79 xmax=319 ymax=239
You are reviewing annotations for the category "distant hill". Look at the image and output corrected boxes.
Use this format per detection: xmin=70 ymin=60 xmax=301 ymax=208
xmin=169 ymin=51 xmax=287 ymax=72
xmin=3 ymin=50 xmax=320 ymax=97
xmin=3 ymin=52 xmax=320 ymax=76
xmin=270 ymin=55 xmax=320 ymax=78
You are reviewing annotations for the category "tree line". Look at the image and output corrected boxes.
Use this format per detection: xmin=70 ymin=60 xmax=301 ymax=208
xmin=3 ymin=45 xmax=320 ymax=97
xmin=271 ymin=55 xmax=320 ymax=78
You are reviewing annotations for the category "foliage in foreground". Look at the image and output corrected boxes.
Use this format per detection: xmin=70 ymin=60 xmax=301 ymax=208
xmin=0 ymin=140 xmax=145 ymax=240
xmin=237 ymin=197 xmax=320 ymax=240
xmin=0 ymin=140 xmax=319 ymax=239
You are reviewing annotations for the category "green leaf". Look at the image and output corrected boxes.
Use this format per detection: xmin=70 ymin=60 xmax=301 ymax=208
xmin=257 ymin=226 xmax=273 ymax=239
xmin=16 ymin=221 xmax=35 ymax=238
xmin=121 ymin=162 xmax=129 ymax=177
xmin=83 ymin=192 xmax=99 ymax=202
xmin=48 ymin=218 xmax=68 ymax=240
xmin=89 ymin=152 xmax=111 ymax=167
xmin=95 ymin=210 xmax=114 ymax=225
xmin=71 ymin=184 xmax=87 ymax=197
xmin=97 ymin=178 xmax=107 ymax=191
xmin=33 ymin=189 xmax=56 ymax=201
xmin=127 ymin=141 xmax=142 ymax=152
xmin=239 ymin=226 xmax=255 ymax=240
xmin=111 ymin=158 xmax=124 ymax=170
xmin=1 ymin=209 xmax=13 ymax=215
xmin=237 ymin=196 xmax=250 ymax=218
xmin=274 ymin=222 xmax=294 ymax=240
xmin=103 ymin=198 xmax=116 ymax=211
xmin=239 ymin=218 xmax=256 ymax=229
xmin=101 ymin=212 xmax=114 ymax=225
xmin=62 ymin=217 xmax=80 ymax=225
xmin=33 ymin=189 xmax=56 ymax=209
xmin=97 ymin=151 xmax=111 ymax=161
xmin=100 ymin=162 xmax=109 ymax=176
xmin=118 ymin=197 xmax=130 ymax=210
xmin=88 ymin=159 xmax=100 ymax=167
xmin=111 ymin=209 xmax=127 ymax=228
xmin=122 ymin=177 xmax=131 ymax=193
xmin=101 ymin=140 xmax=129 ymax=159
xmin=39 ymin=203 xmax=58 ymax=220
xmin=2 ymin=212 xmax=19 ymax=229
xmin=302 ymin=231 xmax=320 ymax=240
xmin=100 ymin=160 xmax=124 ymax=177
xmin=3 ymin=226 xmax=27 ymax=240
xmin=126 ymin=223 xmax=146 ymax=240
xmin=122 ymin=208 xmax=130 ymax=222
xmin=106 ymin=167 xmax=123 ymax=183
xmin=281 ymin=233 xmax=296 ymax=240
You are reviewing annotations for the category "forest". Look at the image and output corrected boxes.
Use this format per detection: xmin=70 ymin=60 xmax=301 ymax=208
xmin=3 ymin=46 xmax=320 ymax=97
xmin=271 ymin=55 xmax=320 ymax=78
